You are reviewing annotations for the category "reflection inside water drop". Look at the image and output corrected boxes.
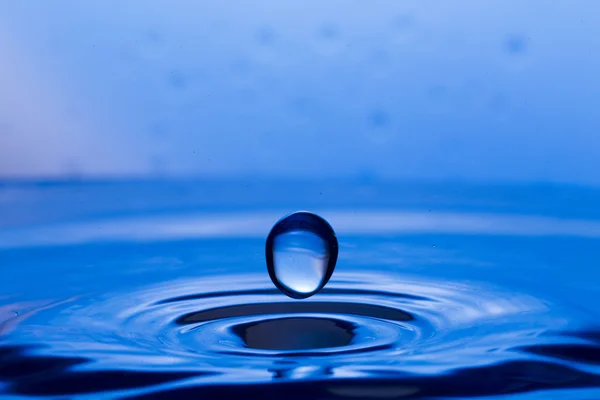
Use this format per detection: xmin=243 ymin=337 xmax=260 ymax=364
xmin=266 ymin=212 xmax=338 ymax=299
xmin=273 ymin=231 xmax=330 ymax=295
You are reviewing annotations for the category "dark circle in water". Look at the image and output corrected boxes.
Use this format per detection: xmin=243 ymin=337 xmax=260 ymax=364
xmin=176 ymin=301 xmax=413 ymax=324
xmin=265 ymin=211 xmax=338 ymax=299
xmin=232 ymin=317 xmax=355 ymax=351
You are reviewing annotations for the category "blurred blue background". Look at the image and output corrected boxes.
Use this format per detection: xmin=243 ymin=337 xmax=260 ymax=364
xmin=2 ymin=1 xmax=599 ymax=184
xmin=4 ymin=4 xmax=600 ymax=398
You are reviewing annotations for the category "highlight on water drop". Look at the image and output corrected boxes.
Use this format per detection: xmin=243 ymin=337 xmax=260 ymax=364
xmin=265 ymin=211 xmax=338 ymax=299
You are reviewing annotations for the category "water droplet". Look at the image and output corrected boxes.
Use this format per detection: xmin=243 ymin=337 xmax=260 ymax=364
xmin=266 ymin=212 xmax=338 ymax=299
xmin=145 ymin=28 xmax=162 ymax=44
xmin=168 ymin=70 xmax=186 ymax=90
xmin=256 ymin=26 xmax=275 ymax=46
xmin=393 ymin=14 xmax=414 ymax=31
xmin=318 ymin=23 xmax=337 ymax=40
xmin=368 ymin=109 xmax=390 ymax=128
xmin=505 ymin=35 xmax=528 ymax=55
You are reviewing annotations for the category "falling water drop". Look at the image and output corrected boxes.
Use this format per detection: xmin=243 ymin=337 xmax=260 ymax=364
xmin=265 ymin=211 xmax=338 ymax=299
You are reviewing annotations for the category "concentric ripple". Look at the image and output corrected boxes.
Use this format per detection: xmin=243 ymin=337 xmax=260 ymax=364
xmin=1 ymin=272 xmax=599 ymax=398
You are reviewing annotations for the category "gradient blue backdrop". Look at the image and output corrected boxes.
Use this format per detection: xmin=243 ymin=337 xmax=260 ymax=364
xmin=1 ymin=1 xmax=599 ymax=185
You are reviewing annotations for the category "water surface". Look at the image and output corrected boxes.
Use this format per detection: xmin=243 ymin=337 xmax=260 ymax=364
xmin=1 ymin=180 xmax=600 ymax=399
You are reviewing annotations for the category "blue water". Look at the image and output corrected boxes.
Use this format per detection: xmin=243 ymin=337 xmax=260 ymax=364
xmin=2 ymin=180 xmax=600 ymax=399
